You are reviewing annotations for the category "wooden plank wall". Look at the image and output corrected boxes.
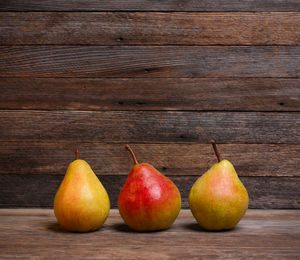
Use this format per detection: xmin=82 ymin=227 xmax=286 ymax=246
xmin=0 ymin=0 xmax=299 ymax=209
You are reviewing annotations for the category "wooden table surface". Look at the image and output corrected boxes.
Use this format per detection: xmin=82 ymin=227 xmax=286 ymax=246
xmin=1 ymin=209 xmax=299 ymax=259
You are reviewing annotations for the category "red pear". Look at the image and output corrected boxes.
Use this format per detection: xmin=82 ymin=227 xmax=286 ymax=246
xmin=118 ymin=145 xmax=181 ymax=231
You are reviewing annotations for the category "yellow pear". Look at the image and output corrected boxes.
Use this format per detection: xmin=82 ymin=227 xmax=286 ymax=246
xmin=189 ymin=141 xmax=249 ymax=230
xmin=54 ymin=150 xmax=110 ymax=232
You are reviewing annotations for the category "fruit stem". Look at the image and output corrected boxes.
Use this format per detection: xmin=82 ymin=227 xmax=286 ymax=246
xmin=210 ymin=140 xmax=222 ymax=162
xmin=75 ymin=149 xmax=79 ymax=160
xmin=125 ymin=144 xmax=138 ymax=165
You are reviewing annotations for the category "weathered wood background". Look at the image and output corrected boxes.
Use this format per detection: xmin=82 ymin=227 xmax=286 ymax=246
xmin=0 ymin=0 xmax=299 ymax=209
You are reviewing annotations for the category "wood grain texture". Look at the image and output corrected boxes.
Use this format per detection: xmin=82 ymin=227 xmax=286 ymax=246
xmin=1 ymin=12 xmax=300 ymax=45
xmin=0 ymin=143 xmax=299 ymax=177
xmin=1 ymin=0 xmax=299 ymax=215
xmin=1 ymin=0 xmax=299 ymax=11
xmin=1 ymin=46 xmax=300 ymax=78
xmin=1 ymin=175 xmax=299 ymax=208
xmin=0 ymin=111 xmax=299 ymax=144
xmin=0 ymin=209 xmax=300 ymax=259
xmin=1 ymin=78 xmax=299 ymax=111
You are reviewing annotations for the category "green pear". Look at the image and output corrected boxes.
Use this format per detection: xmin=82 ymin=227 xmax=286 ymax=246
xmin=54 ymin=150 xmax=110 ymax=232
xmin=189 ymin=141 xmax=249 ymax=230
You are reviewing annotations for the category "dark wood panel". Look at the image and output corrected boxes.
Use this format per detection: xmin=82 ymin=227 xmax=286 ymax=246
xmin=1 ymin=210 xmax=300 ymax=259
xmin=1 ymin=46 xmax=299 ymax=78
xmin=0 ymin=143 xmax=299 ymax=177
xmin=0 ymin=174 xmax=299 ymax=208
xmin=0 ymin=111 xmax=299 ymax=143
xmin=1 ymin=78 xmax=299 ymax=111
xmin=0 ymin=0 xmax=299 ymax=11
xmin=2 ymin=12 xmax=300 ymax=45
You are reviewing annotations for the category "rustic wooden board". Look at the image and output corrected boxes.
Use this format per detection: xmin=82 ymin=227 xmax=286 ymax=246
xmin=0 ymin=143 xmax=299 ymax=177
xmin=0 ymin=209 xmax=300 ymax=259
xmin=1 ymin=78 xmax=299 ymax=111
xmin=2 ymin=12 xmax=300 ymax=45
xmin=0 ymin=111 xmax=298 ymax=143
xmin=1 ymin=46 xmax=300 ymax=78
xmin=1 ymin=0 xmax=299 ymax=11
xmin=1 ymin=0 xmax=299 ymax=215
xmin=1 ymin=174 xmax=299 ymax=209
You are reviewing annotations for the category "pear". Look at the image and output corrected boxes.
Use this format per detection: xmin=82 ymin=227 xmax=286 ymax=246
xmin=118 ymin=145 xmax=181 ymax=231
xmin=189 ymin=141 xmax=249 ymax=230
xmin=54 ymin=150 xmax=110 ymax=232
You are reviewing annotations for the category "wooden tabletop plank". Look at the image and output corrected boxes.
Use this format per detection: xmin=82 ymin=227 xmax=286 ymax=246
xmin=0 ymin=111 xmax=298 ymax=144
xmin=2 ymin=208 xmax=300 ymax=218
xmin=1 ymin=12 xmax=300 ymax=45
xmin=0 ymin=143 xmax=299 ymax=176
xmin=1 ymin=0 xmax=299 ymax=11
xmin=1 ymin=209 xmax=299 ymax=259
xmin=1 ymin=175 xmax=299 ymax=209
xmin=1 ymin=46 xmax=299 ymax=78
xmin=1 ymin=78 xmax=299 ymax=111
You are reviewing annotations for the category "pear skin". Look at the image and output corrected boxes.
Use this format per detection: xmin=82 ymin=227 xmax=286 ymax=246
xmin=118 ymin=145 xmax=181 ymax=231
xmin=189 ymin=141 xmax=249 ymax=230
xmin=54 ymin=150 xmax=110 ymax=232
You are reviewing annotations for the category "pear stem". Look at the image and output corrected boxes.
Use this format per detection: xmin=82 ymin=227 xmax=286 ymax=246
xmin=210 ymin=140 xmax=222 ymax=162
xmin=125 ymin=144 xmax=138 ymax=165
xmin=75 ymin=149 xmax=79 ymax=160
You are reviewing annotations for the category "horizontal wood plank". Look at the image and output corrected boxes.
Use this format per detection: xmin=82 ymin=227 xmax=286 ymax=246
xmin=1 ymin=12 xmax=300 ymax=45
xmin=1 ymin=0 xmax=299 ymax=11
xmin=3 ymin=208 xmax=300 ymax=219
xmin=0 ymin=143 xmax=299 ymax=177
xmin=0 ymin=174 xmax=299 ymax=208
xmin=1 ymin=209 xmax=300 ymax=259
xmin=1 ymin=78 xmax=299 ymax=111
xmin=0 ymin=111 xmax=299 ymax=144
xmin=1 ymin=46 xmax=300 ymax=78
